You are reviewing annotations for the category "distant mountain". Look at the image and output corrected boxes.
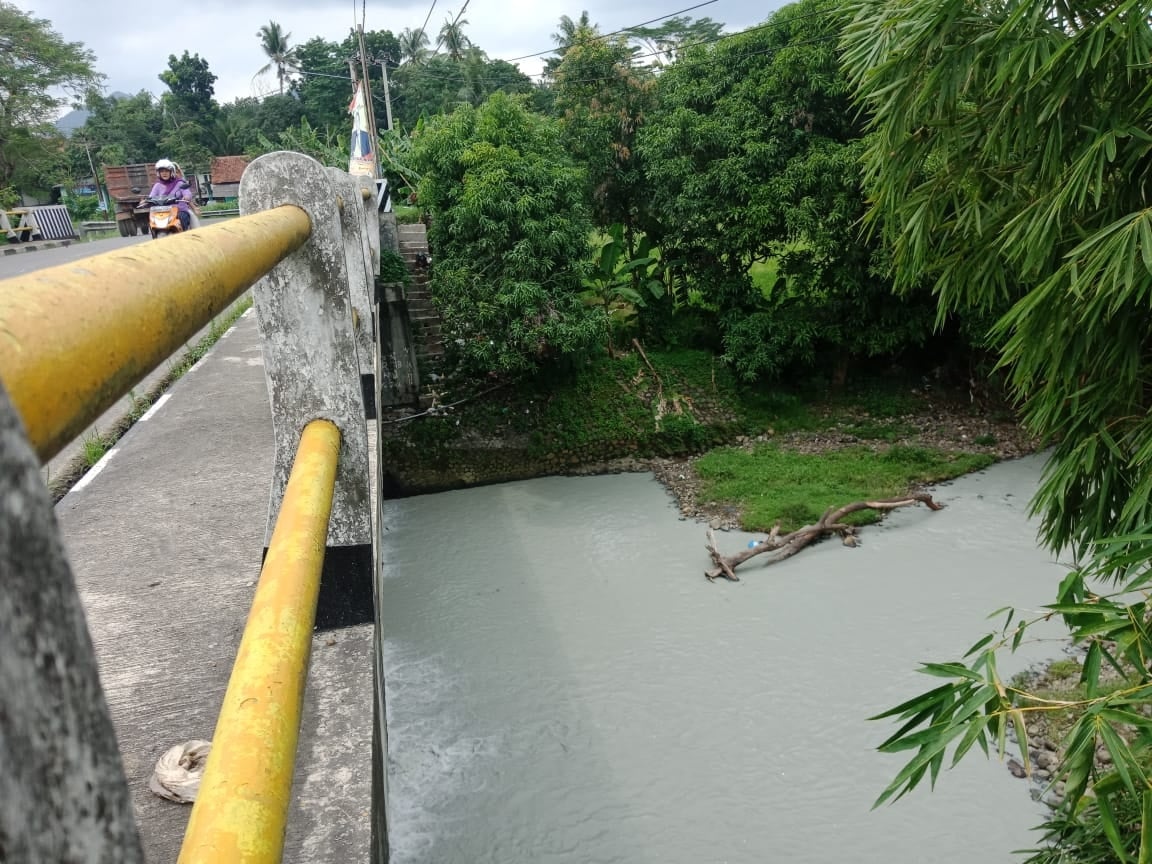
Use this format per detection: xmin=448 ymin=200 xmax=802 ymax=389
xmin=54 ymin=91 xmax=132 ymax=137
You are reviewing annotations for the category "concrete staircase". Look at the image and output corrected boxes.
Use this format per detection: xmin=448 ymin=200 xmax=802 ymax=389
xmin=395 ymin=223 xmax=444 ymax=392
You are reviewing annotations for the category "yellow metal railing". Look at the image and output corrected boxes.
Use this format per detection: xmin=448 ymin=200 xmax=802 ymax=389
xmin=178 ymin=419 xmax=341 ymax=864
xmin=0 ymin=205 xmax=311 ymax=461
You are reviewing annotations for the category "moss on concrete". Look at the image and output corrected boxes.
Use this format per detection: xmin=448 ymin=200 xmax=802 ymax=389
xmin=379 ymin=349 xmax=745 ymax=495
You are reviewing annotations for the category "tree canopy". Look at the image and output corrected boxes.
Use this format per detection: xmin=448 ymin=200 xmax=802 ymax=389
xmin=639 ymin=0 xmax=938 ymax=382
xmin=0 ymin=2 xmax=101 ymax=191
xmin=409 ymin=92 xmax=600 ymax=375
xmin=553 ymin=30 xmax=654 ymax=236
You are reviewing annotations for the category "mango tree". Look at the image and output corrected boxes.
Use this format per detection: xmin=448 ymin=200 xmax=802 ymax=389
xmin=638 ymin=0 xmax=939 ymax=383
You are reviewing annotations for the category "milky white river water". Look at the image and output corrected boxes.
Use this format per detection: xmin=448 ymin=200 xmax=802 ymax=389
xmin=379 ymin=454 xmax=1066 ymax=863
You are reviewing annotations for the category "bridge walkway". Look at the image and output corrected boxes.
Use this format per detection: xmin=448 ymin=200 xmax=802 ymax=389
xmin=54 ymin=309 xmax=375 ymax=862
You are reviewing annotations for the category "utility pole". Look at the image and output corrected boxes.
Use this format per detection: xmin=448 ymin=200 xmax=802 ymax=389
xmin=376 ymin=56 xmax=394 ymax=133
xmin=81 ymin=141 xmax=108 ymax=213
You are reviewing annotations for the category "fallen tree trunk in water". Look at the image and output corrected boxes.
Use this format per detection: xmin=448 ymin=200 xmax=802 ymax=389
xmin=704 ymin=492 xmax=943 ymax=581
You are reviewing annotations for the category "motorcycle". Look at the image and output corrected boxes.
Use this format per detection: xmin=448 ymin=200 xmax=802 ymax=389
xmin=138 ymin=180 xmax=192 ymax=238
xmin=139 ymin=194 xmax=184 ymax=238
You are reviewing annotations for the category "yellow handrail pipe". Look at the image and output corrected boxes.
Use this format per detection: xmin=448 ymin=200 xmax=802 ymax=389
xmin=0 ymin=206 xmax=312 ymax=462
xmin=178 ymin=418 xmax=341 ymax=864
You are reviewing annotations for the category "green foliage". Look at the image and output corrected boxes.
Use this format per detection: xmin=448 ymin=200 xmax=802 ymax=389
xmin=695 ymin=444 xmax=993 ymax=532
xmin=0 ymin=2 xmax=101 ymax=191
xmin=73 ymin=90 xmax=163 ymax=169
xmin=378 ymin=250 xmax=410 ymax=286
xmin=392 ymin=204 xmax=422 ymax=224
xmin=81 ymin=430 xmax=111 ymax=468
xmin=553 ymin=31 xmax=656 ymax=235
xmin=158 ymin=51 xmax=218 ymax=165
xmin=841 ymin=1 xmax=1152 ymax=858
xmin=865 ymin=559 xmax=1152 ymax=862
xmin=63 ymin=193 xmax=102 ymax=223
xmin=639 ymin=0 xmax=939 ymax=383
xmin=516 ymin=347 xmax=738 ymax=456
xmin=626 ymin=16 xmax=725 ymax=67
xmin=391 ymin=53 xmax=534 ymax=131
xmin=843 ymin=0 xmax=1152 ymax=560
xmin=409 ymin=92 xmax=601 ymax=377
xmin=249 ymin=117 xmax=345 ymax=167
xmin=290 ymin=28 xmax=400 ymax=137
xmin=585 ymin=224 xmax=667 ymax=351
xmin=159 ymin=51 xmax=217 ymax=123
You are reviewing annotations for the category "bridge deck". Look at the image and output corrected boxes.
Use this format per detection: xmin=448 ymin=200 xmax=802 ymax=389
xmin=54 ymin=310 xmax=373 ymax=862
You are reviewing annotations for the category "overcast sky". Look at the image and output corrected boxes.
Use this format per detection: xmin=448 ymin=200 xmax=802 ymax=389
xmin=13 ymin=0 xmax=787 ymax=105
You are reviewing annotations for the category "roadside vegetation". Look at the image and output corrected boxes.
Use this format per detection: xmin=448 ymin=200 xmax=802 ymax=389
xmin=11 ymin=0 xmax=1152 ymax=857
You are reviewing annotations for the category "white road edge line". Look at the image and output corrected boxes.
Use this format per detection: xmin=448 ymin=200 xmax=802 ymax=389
xmin=71 ymin=447 xmax=119 ymax=492
xmin=137 ymin=393 xmax=171 ymax=422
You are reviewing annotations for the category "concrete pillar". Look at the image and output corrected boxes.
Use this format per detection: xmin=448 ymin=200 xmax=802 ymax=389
xmin=0 ymin=379 xmax=144 ymax=863
xmin=239 ymin=151 xmax=373 ymax=628
xmin=377 ymin=211 xmax=421 ymax=407
xmin=327 ymin=168 xmax=379 ymax=420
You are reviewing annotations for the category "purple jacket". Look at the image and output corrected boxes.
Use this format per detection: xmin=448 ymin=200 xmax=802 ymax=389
xmin=147 ymin=176 xmax=193 ymax=212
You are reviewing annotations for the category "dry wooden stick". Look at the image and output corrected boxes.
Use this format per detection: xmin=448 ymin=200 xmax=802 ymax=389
xmin=704 ymin=492 xmax=943 ymax=581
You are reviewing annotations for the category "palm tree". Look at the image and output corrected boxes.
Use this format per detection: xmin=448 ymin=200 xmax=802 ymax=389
xmin=545 ymin=11 xmax=596 ymax=77
xmin=552 ymin=11 xmax=592 ymax=52
xmin=438 ymin=15 xmax=471 ymax=61
xmin=398 ymin=27 xmax=430 ymax=66
xmin=255 ymin=20 xmax=300 ymax=95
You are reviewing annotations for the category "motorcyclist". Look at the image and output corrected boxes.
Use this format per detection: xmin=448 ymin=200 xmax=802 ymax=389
xmin=142 ymin=159 xmax=193 ymax=231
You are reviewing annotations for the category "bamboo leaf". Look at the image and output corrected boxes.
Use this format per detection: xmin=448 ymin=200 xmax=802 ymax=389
xmin=964 ymin=633 xmax=995 ymax=657
xmin=1009 ymin=707 xmax=1030 ymax=774
xmin=1140 ymin=789 xmax=1152 ymax=864
xmin=868 ymin=683 xmax=957 ymax=722
xmin=1082 ymin=640 xmax=1103 ymax=697
xmin=1097 ymin=791 xmax=1133 ymax=864
xmin=919 ymin=662 xmax=985 ymax=682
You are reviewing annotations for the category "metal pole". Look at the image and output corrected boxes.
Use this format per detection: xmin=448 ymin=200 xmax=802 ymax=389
xmin=377 ymin=57 xmax=394 ymax=132
xmin=178 ymin=418 xmax=341 ymax=864
xmin=82 ymin=141 xmax=109 ymax=213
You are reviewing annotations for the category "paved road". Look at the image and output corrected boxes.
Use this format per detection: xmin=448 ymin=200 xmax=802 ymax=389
xmin=0 ymin=234 xmax=150 ymax=279
xmin=0 ymin=232 xmax=247 ymax=495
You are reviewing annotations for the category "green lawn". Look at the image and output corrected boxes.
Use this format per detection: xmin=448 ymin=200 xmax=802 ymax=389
xmin=695 ymin=443 xmax=995 ymax=532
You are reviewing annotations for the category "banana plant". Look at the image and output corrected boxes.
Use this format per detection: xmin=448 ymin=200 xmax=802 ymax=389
xmin=586 ymin=223 xmax=666 ymax=355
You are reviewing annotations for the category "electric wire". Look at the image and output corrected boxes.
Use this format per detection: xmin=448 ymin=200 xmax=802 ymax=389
xmin=501 ymin=0 xmax=719 ymax=63
xmin=411 ymin=0 xmax=438 ymax=59
xmin=382 ymin=7 xmax=834 ymax=88
xmin=294 ymin=7 xmax=835 ymax=95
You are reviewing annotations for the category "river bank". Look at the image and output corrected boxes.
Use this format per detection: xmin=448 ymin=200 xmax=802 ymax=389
xmin=643 ymin=396 xmax=1039 ymax=530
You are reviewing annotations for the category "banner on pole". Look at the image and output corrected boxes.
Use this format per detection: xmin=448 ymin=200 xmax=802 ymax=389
xmin=348 ymin=81 xmax=375 ymax=177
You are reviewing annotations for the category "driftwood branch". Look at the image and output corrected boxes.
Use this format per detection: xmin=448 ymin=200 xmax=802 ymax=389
xmin=704 ymin=492 xmax=943 ymax=581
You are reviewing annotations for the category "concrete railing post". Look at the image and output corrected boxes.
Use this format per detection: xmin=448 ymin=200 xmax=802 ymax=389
xmin=240 ymin=151 xmax=373 ymax=628
xmin=0 ymin=379 xmax=144 ymax=863
xmin=327 ymin=168 xmax=380 ymax=420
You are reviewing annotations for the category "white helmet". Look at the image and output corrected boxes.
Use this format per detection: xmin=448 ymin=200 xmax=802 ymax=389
xmin=155 ymin=159 xmax=176 ymax=172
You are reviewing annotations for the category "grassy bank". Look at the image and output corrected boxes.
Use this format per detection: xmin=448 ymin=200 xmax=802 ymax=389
xmin=694 ymin=444 xmax=995 ymax=532
xmin=381 ymin=346 xmax=1026 ymax=512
